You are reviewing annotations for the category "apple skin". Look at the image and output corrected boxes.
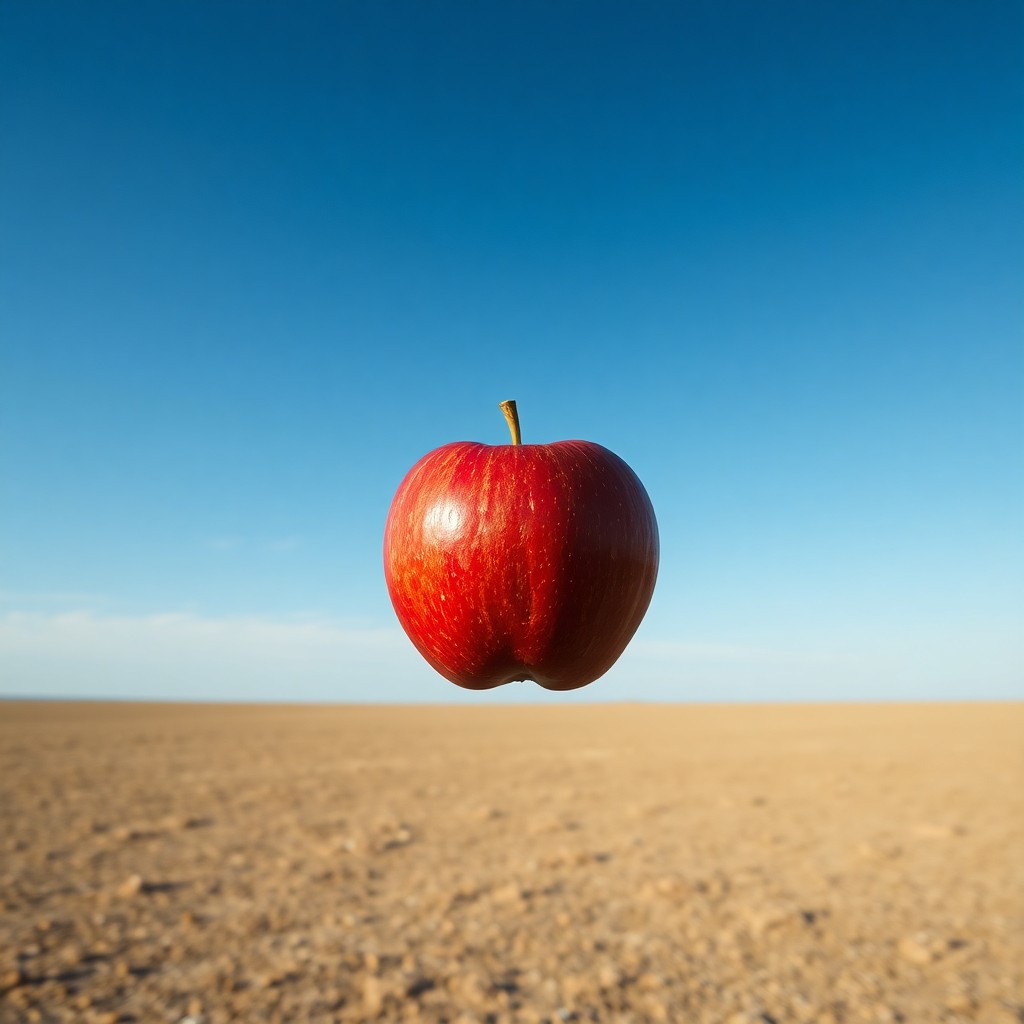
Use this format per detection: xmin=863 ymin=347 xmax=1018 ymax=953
xmin=383 ymin=435 xmax=658 ymax=691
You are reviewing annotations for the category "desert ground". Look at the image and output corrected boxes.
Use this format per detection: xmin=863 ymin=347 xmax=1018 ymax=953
xmin=0 ymin=701 xmax=1021 ymax=1024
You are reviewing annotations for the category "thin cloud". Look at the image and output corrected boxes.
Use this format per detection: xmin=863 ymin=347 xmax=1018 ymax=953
xmin=0 ymin=610 xmax=400 ymax=657
xmin=0 ymin=590 xmax=106 ymax=607
xmin=267 ymin=536 xmax=302 ymax=552
xmin=0 ymin=609 xmax=422 ymax=701
xmin=205 ymin=536 xmax=244 ymax=551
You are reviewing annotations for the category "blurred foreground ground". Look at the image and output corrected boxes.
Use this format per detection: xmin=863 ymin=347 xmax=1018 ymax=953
xmin=1 ymin=700 xmax=1022 ymax=1024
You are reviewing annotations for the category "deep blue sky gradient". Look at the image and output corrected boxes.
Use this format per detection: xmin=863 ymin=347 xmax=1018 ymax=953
xmin=2 ymin=2 xmax=1022 ymax=700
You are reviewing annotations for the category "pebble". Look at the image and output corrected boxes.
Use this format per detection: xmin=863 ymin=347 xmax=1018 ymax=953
xmin=911 ymin=822 xmax=960 ymax=839
xmin=635 ymin=972 xmax=664 ymax=991
xmin=897 ymin=935 xmax=934 ymax=966
xmin=1 ymin=966 xmax=28 ymax=991
xmin=491 ymin=883 xmax=524 ymax=904
xmin=363 ymin=975 xmax=384 ymax=1015
xmin=117 ymin=874 xmax=145 ymax=898
xmin=944 ymin=991 xmax=974 ymax=1013
xmin=560 ymin=973 xmax=588 ymax=1000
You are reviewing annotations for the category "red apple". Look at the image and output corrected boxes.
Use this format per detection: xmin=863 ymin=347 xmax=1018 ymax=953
xmin=383 ymin=401 xmax=659 ymax=691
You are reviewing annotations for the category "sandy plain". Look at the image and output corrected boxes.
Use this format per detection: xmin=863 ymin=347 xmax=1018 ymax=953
xmin=0 ymin=700 xmax=1021 ymax=1024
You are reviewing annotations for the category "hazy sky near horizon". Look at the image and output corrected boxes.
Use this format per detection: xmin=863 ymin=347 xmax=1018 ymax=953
xmin=2 ymin=2 xmax=1022 ymax=703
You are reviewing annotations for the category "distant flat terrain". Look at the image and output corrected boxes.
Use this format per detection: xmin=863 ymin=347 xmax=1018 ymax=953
xmin=1 ymin=701 xmax=1021 ymax=1023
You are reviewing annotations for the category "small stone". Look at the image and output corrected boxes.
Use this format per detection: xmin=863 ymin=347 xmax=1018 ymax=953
xmin=898 ymin=935 xmax=933 ymax=965
xmin=912 ymin=822 xmax=960 ymax=839
xmin=944 ymin=992 xmax=973 ymax=1013
xmin=471 ymin=806 xmax=504 ymax=821
xmin=643 ymin=996 xmax=669 ymax=1022
xmin=363 ymin=975 xmax=383 ymax=1015
xmin=60 ymin=944 xmax=84 ymax=965
xmin=1 ymin=967 xmax=28 ymax=991
xmin=561 ymin=974 xmax=587 ymax=1000
xmin=491 ymin=882 xmax=523 ymax=904
xmin=117 ymin=874 xmax=145 ymax=898
xmin=451 ymin=971 xmax=487 ymax=1006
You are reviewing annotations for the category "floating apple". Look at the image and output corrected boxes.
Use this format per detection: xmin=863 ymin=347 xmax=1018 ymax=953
xmin=383 ymin=401 xmax=659 ymax=690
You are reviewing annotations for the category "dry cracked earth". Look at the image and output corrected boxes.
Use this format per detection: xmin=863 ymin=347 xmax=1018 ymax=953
xmin=1 ymin=701 xmax=1021 ymax=1024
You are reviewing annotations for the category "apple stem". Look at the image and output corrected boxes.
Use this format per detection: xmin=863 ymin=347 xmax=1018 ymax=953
xmin=499 ymin=400 xmax=522 ymax=446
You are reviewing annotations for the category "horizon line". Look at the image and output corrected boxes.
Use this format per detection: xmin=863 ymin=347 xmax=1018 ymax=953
xmin=2 ymin=695 xmax=1020 ymax=708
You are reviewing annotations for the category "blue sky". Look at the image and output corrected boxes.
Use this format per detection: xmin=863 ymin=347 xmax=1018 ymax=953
xmin=1 ymin=1 xmax=1022 ymax=702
